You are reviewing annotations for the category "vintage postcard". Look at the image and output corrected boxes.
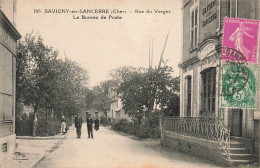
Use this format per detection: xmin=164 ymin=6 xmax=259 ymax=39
xmin=1 ymin=0 xmax=260 ymax=168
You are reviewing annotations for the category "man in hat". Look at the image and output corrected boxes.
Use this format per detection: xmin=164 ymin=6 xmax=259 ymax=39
xmin=86 ymin=114 xmax=94 ymax=138
xmin=74 ymin=113 xmax=83 ymax=139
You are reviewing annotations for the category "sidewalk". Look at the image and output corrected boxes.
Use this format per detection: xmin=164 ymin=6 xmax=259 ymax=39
xmin=0 ymin=127 xmax=73 ymax=168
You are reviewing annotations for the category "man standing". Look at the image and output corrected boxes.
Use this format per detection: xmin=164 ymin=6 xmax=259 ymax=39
xmin=74 ymin=113 xmax=83 ymax=139
xmin=86 ymin=114 xmax=94 ymax=139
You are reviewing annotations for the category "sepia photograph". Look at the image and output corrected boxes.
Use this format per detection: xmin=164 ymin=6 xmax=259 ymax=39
xmin=0 ymin=0 xmax=259 ymax=167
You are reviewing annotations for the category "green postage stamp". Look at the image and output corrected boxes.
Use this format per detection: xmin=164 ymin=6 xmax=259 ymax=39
xmin=221 ymin=63 xmax=257 ymax=109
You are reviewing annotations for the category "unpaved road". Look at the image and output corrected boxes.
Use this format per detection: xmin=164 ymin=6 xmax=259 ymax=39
xmin=34 ymin=125 xmax=217 ymax=168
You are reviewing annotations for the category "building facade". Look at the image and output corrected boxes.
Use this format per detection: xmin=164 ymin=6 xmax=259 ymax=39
xmin=0 ymin=0 xmax=21 ymax=159
xmin=108 ymin=98 xmax=132 ymax=124
xmin=178 ymin=0 xmax=259 ymax=163
xmin=161 ymin=0 xmax=259 ymax=165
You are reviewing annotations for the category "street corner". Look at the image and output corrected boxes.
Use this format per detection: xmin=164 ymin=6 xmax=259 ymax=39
xmin=13 ymin=146 xmax=45 ymax=168
xmin=0 ymin=148 xmax=45 ymax=168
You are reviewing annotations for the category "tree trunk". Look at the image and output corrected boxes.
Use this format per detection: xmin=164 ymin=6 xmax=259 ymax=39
xmin=32 ymin=101 xmax=38 ymax=137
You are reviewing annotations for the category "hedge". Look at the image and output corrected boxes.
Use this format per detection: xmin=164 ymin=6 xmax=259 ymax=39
xmin=112 ymin=113 xmax=160 ymax=139
xmin=15 ymin=114 xmax=72 ymax=136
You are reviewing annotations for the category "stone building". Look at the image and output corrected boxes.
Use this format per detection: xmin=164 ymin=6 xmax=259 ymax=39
xmin=108 ymin=98 xmax=132 ymax=124
xmin=0 ymin=0 xmax=21 ymax=160
xmin=161 ymin=0 xmax=260 ymax=165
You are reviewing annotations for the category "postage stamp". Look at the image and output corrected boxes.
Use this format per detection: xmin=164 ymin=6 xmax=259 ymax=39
xmin=220 ymin=63 xmax=257 ymax=109
xmin=222 ymin=17 xmax=259 ymax=64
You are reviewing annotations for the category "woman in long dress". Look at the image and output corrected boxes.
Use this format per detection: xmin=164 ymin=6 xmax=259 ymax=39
xmin=94 ymin=118 xmax=99 ymax=131
xmin=229 ymin=22 xmax=254 ymax=59
xmin=61 ymin=115 xmax=67 ymax=135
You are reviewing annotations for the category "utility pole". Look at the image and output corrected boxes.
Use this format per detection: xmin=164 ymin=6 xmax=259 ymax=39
xmin=158 ymin=31 xmax=169 ymax=68
xmin=149 ymin=38 xmax=151 ymax=68
xmin=151 ymin=39 xmax=153 ymax=68
xmin=153 ymin=31 xmax=170 ymax=111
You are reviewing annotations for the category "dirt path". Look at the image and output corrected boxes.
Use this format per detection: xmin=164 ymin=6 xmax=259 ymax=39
xmin=34 ymin=125 xmax=218 ymax=168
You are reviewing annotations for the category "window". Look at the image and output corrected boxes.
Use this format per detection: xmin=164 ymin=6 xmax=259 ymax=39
xmin=190 ymin=1 xmax=199 ymax=47
xmin=226 ymin=0 xmax=238 ymax=18
xmin=227 ymin=0 xmax=232 ymax=17
xmin=187 ymin=76 xmax=192 ymax=117
xmin=201 ymin=68 xmax=216 ymax=113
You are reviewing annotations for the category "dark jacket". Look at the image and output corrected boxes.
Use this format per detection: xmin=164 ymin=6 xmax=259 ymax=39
xmin=74 ymin=116 xmax=83 ymax=128
xmin=86 ymin=118 xmax=94 ymax=128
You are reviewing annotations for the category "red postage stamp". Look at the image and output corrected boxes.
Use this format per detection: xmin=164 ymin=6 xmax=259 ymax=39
xmin=222 ymin=17 xmax=259 ymax=64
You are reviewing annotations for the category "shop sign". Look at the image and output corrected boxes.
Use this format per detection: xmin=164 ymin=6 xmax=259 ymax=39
xmin=202 ymin=0 xmax=217 ymax=28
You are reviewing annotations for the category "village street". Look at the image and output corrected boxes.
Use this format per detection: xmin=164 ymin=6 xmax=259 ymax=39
xmin=33 ymin=125 xmax=218 ymax=168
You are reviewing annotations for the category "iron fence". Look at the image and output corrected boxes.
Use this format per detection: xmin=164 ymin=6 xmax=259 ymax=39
xmin=162 ymin=116 xmax=230 ymax=159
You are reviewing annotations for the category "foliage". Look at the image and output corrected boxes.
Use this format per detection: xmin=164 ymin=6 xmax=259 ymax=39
xmin=85 ymin=80 xmax=117 ymax=117
xmin=16 ymin=32 xmax=89 ymax=120
xmin=112 ymin=116 xmax=160 ymax=139
xmin=15 ymin=113 xmax=34 ymax=136
xmin=109 ymin=66 xmax=137 ymax=92
xmin=15 ymin=112 xmax=73 ymax=136
xmin=37 ymin=118 xmax=72 ymax=136
xmin=115 ymin=65 xmax=180 ymax=124
xmin=100 ymin=116 xmax=109 ymax=126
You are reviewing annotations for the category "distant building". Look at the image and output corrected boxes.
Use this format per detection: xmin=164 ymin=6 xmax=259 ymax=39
xmin=85 ymin=108 xmax=105 ymax=121
xmin=161 ymin=0 xmax=260 ymax=165
xmin=108 ymin=98 xmax=132 ymax=124
xmin=0 ymin=0 xmax=21 ymax=159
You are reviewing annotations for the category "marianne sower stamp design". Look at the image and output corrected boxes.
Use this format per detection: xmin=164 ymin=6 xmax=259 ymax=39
xmin=222 ymin=17 xmax=259 ymax=64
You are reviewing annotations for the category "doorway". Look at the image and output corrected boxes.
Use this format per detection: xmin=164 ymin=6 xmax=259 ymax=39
xmin=186 ymin=76 xmax=191 ymax=117
xmin=231 ymin=109 xmax=243 ymax=137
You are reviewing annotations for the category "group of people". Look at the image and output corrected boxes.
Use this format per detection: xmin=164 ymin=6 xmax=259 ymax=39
xmin=60 ymin=113 xmax=100 ymax=138
xmin=74 ymin=113 xmax=99 ymax=139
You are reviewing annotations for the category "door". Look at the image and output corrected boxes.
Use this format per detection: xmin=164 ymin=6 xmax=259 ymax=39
xmin=187 ymin=76 xmax=191 ymax=117
xmin=231 ymin=109 xmax=242 ymax=137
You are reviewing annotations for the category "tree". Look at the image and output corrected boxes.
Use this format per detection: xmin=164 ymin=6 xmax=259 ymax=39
xmin=116 ymin=65 xmax=179 ymax=124
xmin=16 ymin=32 xmax=89 ymax=120
xmin=17 ymin=32 xmax=53 ymax=115
xmin=108 ymin=66 xmax=138 ymax=96
xmin=85 ymin=81 xmax=114 ymax=117
xmin=84 ymin=67 xmax=138 ymax=117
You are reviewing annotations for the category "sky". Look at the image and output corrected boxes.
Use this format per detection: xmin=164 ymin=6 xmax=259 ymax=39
xmin=16 ymin=0 xmax=182 ymax=86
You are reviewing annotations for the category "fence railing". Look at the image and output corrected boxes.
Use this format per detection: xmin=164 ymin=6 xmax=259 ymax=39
xmin=162 ymin=116 xmax=230 ymax=159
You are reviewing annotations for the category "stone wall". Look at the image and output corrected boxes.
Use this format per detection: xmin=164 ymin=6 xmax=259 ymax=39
xmin=161 ymin=131 xmax=228 ymax=166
